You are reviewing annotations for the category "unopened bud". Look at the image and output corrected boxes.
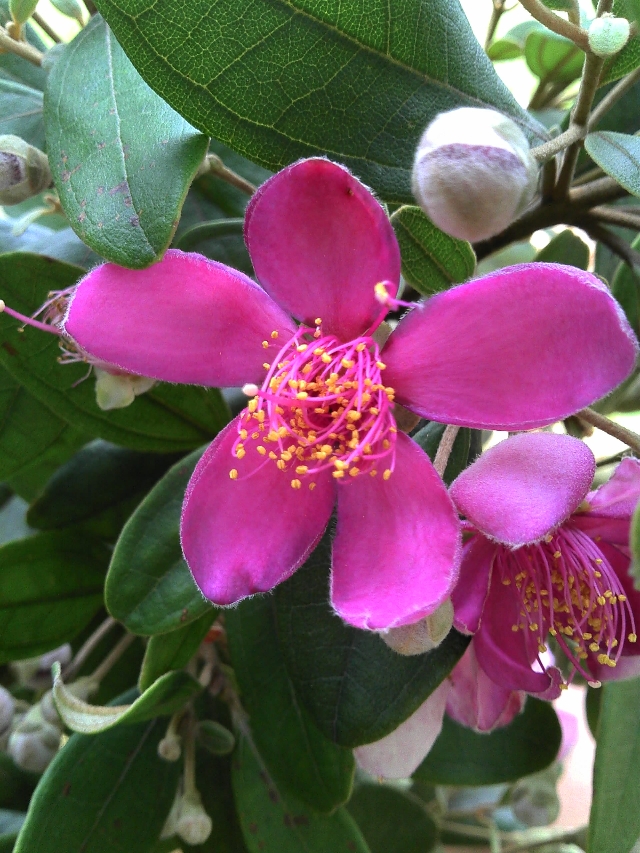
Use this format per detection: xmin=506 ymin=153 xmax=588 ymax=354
xmin=0 ymin=135 xmax=52 ymax=206
xmin=381 ymin=598 xmax=453 ymax=655
xmin=196 ymin=720 xmax=235 ymax=756
xmin=175 ymin=791 xmax=213 ymax=845
xmin=94 ymin=368 xmax=155 ymax=410
xmin=588 ymin=14 xmax=630 ymax=57
xmin=158 ymin=733 xmax=182 ymax=762
xmin=8 ymin=706 xmax=61 ymax=773
xmin=412 ymin=108 xmax=539 ymax=243
xmin=509 ymin=766 xmax=561 ymax=827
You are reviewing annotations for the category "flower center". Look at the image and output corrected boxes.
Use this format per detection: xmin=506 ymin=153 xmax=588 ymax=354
xmin=497 ymin=524 xmax=637 ymax=682
xmin=230 ymin=319 xmax=398 ymax=489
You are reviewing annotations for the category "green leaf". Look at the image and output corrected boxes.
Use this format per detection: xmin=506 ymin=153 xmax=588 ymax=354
xmin=412 ymin=423 xmax=472 ymax=485
xmin=49 ymin=0 xmax=84 ymax=23
xmin=0 ymin=253 xmax=229 ymax=452
xmin=390 ymin=206 xmax=475 ymax=295
xmin=585 ymin=131 xmax=640 ymax=198
xmin=27 ymin=440 xmax=178 ymax=530
xmin=487 ymin=21 xmax=542 ymax=61
xmin=0 ymin=754 xmax=38 ymax=811
xmin=0 ymin=79 xmax=45 ymax=150
xmin=43 ymin=15 xmax=209 ymax=268
xmin=0 ymin=0 xmax=46 ymax=92
xmin=586 ymin=685 xmax=602 ymax=739
xmin=0 ymin=530 xmax=108 ymax=662
xmin=226 ymin=596 xmax=354 ymax=813
xmin=601 ymin=0 xmax=640 ymax=85
xmin=535 ymin=229 xmax=590 ymax=269
xmin=525 ymin=28 xmax=584 ymax=85
xmin=589 ymin=678 xmax=640 ymax=853
xmin=14 ymin=695 xmax=180 ymax=853
xmin=106 ymin=448 xmax=215 ymax=635
xmin=232 ymin=736 xmax=370 ymax=853
xmin=0 ymin=221 xmax=101 ymax=268
xmin=173 ymin=218 xmax=253 ymax=276
xmin=91 ymin=0 xmax=545 ymax=204
xmin=414 ymin=698 xmax=562 ymax=786
xmin=139 ymin=610 xmax=216 ymax=691
xmin=52 ymin=664 xmax=202 ymax=734
xmin=348 ymin=784 xmax=437 ymax=853
xmin=8 ymin=0 xmax=37 ymax=25
xmin=196 ymin=721 xmax=236 ymax=757
xmin=612 ymin=235 xmax=640 ymax=335
xmin=274 ymin=530 xmax=469 ymax=747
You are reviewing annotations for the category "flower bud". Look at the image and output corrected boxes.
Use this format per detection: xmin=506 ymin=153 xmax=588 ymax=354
xmin=175 ymin=791 xmax=213 ymax=845
xmin=509 ymin=766 xmax=561 ymax=827
xmin=588 ymin=14 xmax=630 ymax=57
xmin=0 ymin=135 xmax=52 ymax=206
xmin=381 ymin=598 xmax=453 ymax=655
xmin=94 ymin=368 xmax=155 ymax=410
xmin=8 ymin=705 xmax=61 ymax=773
xmin=158 ymin=733 xmax=182 ymax=762
xmin=412 ymin=108 xmax=539 ymax=243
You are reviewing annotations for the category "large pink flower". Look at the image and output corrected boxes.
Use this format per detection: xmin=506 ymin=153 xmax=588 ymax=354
xmin=450 ymin=432 xmax=640 ymax=697
xmin=42 ymin=159 xmax=636 ymax=631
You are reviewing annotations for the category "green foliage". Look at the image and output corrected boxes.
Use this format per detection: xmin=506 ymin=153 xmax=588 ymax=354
xmin=589 ymin=679 xmax=640 ymax=853
xmin=601 ymin=0 xmax=640 ymax=85
xmin=44 ymin=15 xmax=209 ymax=267
xmin=8 ymin=0 xmax=38 ymax=25
xmin=536 ymin=230 xmax=590 ymax=269
xmin=348 ymin=784 xmax=437 ymax=853
xmin=415 ymin=699 xmax=562 ymax=786
xmin=91 ymin=0 xmax=545 ymax=203
xmin=226 ymin=595 xmax=355 ymax=813
xmin=139 ymin=610 xmax=216 ymax=691
xmin=525 ymin=29 xmax=584 ymax=85
xmin=274 ymin=530 xmax=469 ymax=747
xmin=390 ymin=206 xmax=476 ymax=295
xmin=585 ymin=131 xmax=640 ymax=198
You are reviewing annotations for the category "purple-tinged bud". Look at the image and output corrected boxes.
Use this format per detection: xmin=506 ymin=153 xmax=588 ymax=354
xmin=412 ymin=108 xmax=539 ymax=243
xmin=0 ymin=135 xmax=52 ymax=206
xmin=381 ymin=598 xmax=453 ymax=655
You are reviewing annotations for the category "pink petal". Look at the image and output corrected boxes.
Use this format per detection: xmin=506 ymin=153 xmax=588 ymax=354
xmin=180 ymin=418 xmax=335 ymax=604
xmin=64 ymin=249 xmax=296 ymax=386
xmin=354 ymin=680 xmax=451 ymax=779
xmin=245 ymin=159 xmax=400 ymax=342
xmin=446 ymin=642 xmax=525 ymax=732
xmin=450 ymin=434 xmax=596 ymax=546
xmin=451 ymin=534 xmax=496 ymax=634
xmin=585 ymin=457 xmax=640 ymax=518
xmin=382 ymin=263 xmax=638 ymax=430
xmin=474 ymin=578 xmax=563 ymax=699
xmin=331 ymin=432 xmax=461 ymax=631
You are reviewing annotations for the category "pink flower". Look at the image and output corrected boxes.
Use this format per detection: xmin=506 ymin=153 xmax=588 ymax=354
xmin=450 ymin=432 xmax=640 ymax=697
xmin=21 ymin=159 xmax=636 ymax=631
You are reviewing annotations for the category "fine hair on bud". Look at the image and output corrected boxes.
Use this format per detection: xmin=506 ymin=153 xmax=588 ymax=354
xmin=0 ymin=135 xmax=52 ymax=206
xmin=588 ymin=14 xmax=631 ymax=57
xmin=411 ymin=107 xmax=539 ymax=243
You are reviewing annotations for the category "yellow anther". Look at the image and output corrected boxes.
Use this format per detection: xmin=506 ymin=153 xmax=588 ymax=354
xmin=262 ymin=340 xmax=269 ymax=348
xmin=257 ymin=446 xmax=266 ymax=456
xmin=349 ymin=467 xmax=360 ymax=477
xmin=248 ymin=398 xmax=258 ymax=413
xmin=321 ymin=353 xmax=332 ymax=364
xmin=268 ymin=451 xmax=277 ymax=460
xmin=314 ymin=317 xmax=322 ymax=326
xmin=583 ymin=633 xmax=593 ymax=640
xmin=382 ymin=439 xmax=390 ymax=450
xmin=296 ymin=391 xmax=309 ymax=399
xmin=589 ymin=642 xmax=600 ymax=652
xmin=374 ymin=282 xmax=389 ymax=302
xmin=333 ymin=459 xmax=349 ymax=470
xmin=296 ymin=344 xmax=308 ymax=352
xmin=511 ymin=625 xmax=519 ymax=632
xmin=376 ymin=361 xmax=386 ymax=369
xmin=296 ymin=465 xmax=309 ymax=475
xmin=236 ymin=448 xmax=246 ymax=459
xmin=370 ymin=469 xmax=377 ymax=477
xmin=240 ymin=429 xmax=248 ymax=439
xmin=502 ymin=578 xmax=511 ymax=586
xmin=629 ymin=633 xmax=638 ymax=642
xmin=309 ymin=481 xmax=317 ymax=490
xmin=229 ymin=469 xmax=238 ymax=480
xmin=544 ymin=534 xmax=553 ymax=543
xmin=597 ymin=596 xmax=606 ymax=606
xmin=281 ymin=451 xmax=292 ymax=462
xmin=619 ymin=594 xmax=628 ymax=602
xmin=263 ymin=362 xmax=270 ymax=370
xmin=370 ymin=407 xmax=379 ymax=416
xmin=341 ymin=358 xmax=355 ymax=369
xmin=251 ymin=431 xmax=259 ymax=440
xmin=255 ymin=410 xmax=265 ymax=423
xmin=302 ymin=364 xmax=312 ymax=374
xmin=346 ymin=410 xmax=362 ymax=421
xmin=595 ymin=558 xmax=603 ymax=564
xmin=332 ymin=470 xmax=345 ymax=479
xmin=270 ymin=330 xmax=279 ymax=339
xmin=276 ymin=460 xmax=286 ymax=470
xmin=356 ymin=343 xmax=366 ymax=352
xmin=383 ymin=469 xmax=392 ymax=480
xmin=291 ymin=479 xmax=302 ymax=490
xmin=553 ymin=551 xmax=561 ymax=559
xmin=288 ymin=379 xmax=299 ymax=389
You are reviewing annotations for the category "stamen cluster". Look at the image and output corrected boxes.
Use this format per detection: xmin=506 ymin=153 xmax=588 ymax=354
xmin=231 ymin=320 xmax=398 ymax=489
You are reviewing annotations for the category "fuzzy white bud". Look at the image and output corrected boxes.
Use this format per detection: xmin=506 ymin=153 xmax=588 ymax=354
xmin=8 ymin=706 xmax=61 ymax=774
xmin=0 ymin=135 xmax=52 ymax=206
xmin=588 ymin=14 xmax=631 ymax=57
xmin=412 ymin=108 xmax=539 ymax=243
xmin=381 ymin=598 xmax=453 ymax=655
xmin=175 ymin=791 xmax=213 ymax=845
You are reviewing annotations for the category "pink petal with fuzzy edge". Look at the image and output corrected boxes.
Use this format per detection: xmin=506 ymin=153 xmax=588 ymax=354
xmin=64 ymin=250 xmax=296 ymax=387
xmin=450 ymin=433 xmax=596 ymax=546
xmin=382 ymin=263 xmax=638 ymax=430
xmin=181 ymin=418 xmax=335 ymax=605
xmin=245 ymin=159 xmax=400 ymax=342
xmin=446 ymin=641 xmax=525 ymax=732
xmin=331 ymin=432 xmax=461 ymax=631
xmin=585 ymin=457 xmax=640 ymax=518
xmin=354 ymin=680 xmax=451 ymax=779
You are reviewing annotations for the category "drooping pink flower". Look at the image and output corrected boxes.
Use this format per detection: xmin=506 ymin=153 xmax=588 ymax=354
xmin=9 ymin=159 xmax=637 ymax=630
xmin=450 ymin=432 xmax=640 ymax=696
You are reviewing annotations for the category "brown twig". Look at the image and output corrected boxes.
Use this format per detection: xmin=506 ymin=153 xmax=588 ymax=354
xmin=198 ymin=153 xmax=256 ymax=195
xmin=518 ymin=0 xmax=590 ymax=50
xmin=32 ymin=11 xmax=62 ymax=43
xmin=434 ymin=425 xmax=460 ymax=478
xmin=577 ymin=407 xmax=640 ymax=455
xmin=0 ymin=25 xmax=43 ymax=65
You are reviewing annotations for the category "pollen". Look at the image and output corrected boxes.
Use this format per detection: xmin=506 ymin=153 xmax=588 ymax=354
xmin=271 ymin=330 xmax=279 ymax=339
xmin=229 ymin=469 xmax=238 ymax=480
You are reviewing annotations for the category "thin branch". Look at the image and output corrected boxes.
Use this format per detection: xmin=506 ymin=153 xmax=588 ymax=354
xmin=569 ymin=175 xmax=629 ymax=206
xmin=530 ymin=124 xmax=586 ymax=162
xmin=89 ymin=632 xmax=136 ymax=683
xmin=589 ymin=205 xmax=640 ymax=230
xmin=62 ymin=616 xmax=118 ymax=681
xmin=577 ymin=407 xmax=640 ymax=455
xmin=541 ymin=157 xmax=557 ymax=202
xmin=590 ymin=65 xmax=640 ymax=127
xmin=576 ymin=218 xmax=640 ymax=267
xmin=434 ymin=425 xmax=460 ymax=478
xmin=197 ymin=153 xmax=256 ymax=195
xmin=518 ymin=0 xmax=590 ymax=50
xmin=32 ymin=11 xmax=62 ymax=43
xmin=485 ymin=0 xmax=506 ymax=50
xmin=572 ymin=164 xmax=604 ymax=186
xmin=0 ymin=25 xmax=43 ymax=65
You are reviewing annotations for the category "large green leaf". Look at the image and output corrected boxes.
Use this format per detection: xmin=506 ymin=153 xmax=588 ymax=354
xmin=390 ymin=206 xmax=475 ymax=296
xmin=0 ymin=79 xmax=45 ymax=151
xmin=585 ymin=131 xmax=640 ymax=199
xmin=91 ymin=0 xmax=545 ymax=204
xmin=348 ymin=784 xmax=437 ymax=853
xmin=0 ymin=530 xmax=108 ymax=662
xmin=106 ymin=448 xmax=215 ymax=635
xmin=139 ymin=610 xmax=216 ymax=691
xmin=0 ymin=754 xmax=38 ymax=812
xmin=14 ymin=695 xmax=180 ymax=853
xmin=589 ymin=679 xmax=640 ymax=853
xmin=226 ymin=596 xmax=354 ymax=813
xmin=536 ymin=229 xmax=590 ymax=269
xmin=43 ymin=15 xmax=209 ymax=268
xmin=524 ymin=28 xmax=583 ymax=85
xmin=0 ymin=253 xmax=229 ymax=452
xmin=414 ymin=698 xmax=562 ymax=786
xmin=52 ymin=664 xmax=202 ymax=734
xmin=0 ymin=221 xmax=101 ymax=269
xmin=274 ymin=530 xmax=469 ymax=747
xmin=487 ymin=21 xmax=541 ymax=62
xmin=232 ymin=736 xmax=370 ymax=853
